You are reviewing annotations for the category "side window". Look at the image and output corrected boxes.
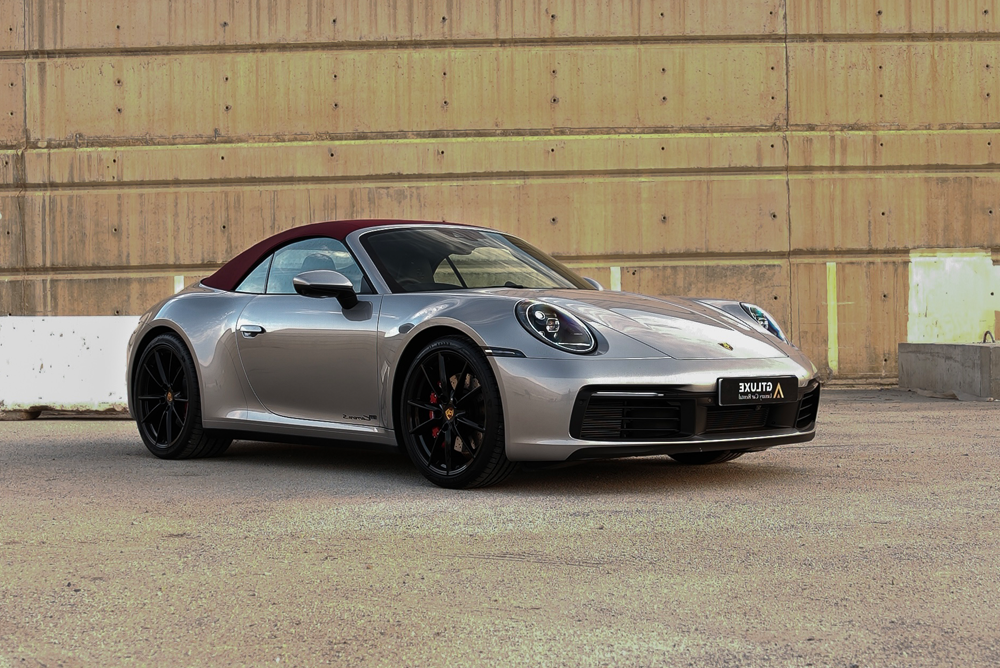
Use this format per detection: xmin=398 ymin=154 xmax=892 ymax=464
xmin=265 ymin=237 xmax=366 ymax=295
xmin=235 ymin=256 xmax=272 ymax=294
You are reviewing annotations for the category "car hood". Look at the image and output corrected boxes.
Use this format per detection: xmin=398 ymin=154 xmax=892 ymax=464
xmin=531 ymin=291 xmax=787 ymax=360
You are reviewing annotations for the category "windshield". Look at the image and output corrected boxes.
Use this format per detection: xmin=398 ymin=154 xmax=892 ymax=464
xmin=361 ymin=227 xmax=593 ymax=293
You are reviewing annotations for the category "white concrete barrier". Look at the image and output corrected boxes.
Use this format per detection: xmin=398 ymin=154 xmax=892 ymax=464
xmin=0 ymin=316 xmax=139 ymax=416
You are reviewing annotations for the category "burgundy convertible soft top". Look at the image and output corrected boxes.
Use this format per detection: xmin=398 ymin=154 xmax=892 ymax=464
xmin=202 ymin=219 xmax=456 ymax=292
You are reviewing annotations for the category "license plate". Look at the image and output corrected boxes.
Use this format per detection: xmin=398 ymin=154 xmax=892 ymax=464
xmin=718 ymin=376 xmax=798 ymax=406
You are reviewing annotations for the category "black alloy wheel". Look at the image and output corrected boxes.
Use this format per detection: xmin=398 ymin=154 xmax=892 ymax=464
xmin=400 ymin=337 xmax=516 ymax=489
xmin=133 ymin=333 xmax=231 ymax=459
xmin=668 ymin=450 xmax=745 ymax=465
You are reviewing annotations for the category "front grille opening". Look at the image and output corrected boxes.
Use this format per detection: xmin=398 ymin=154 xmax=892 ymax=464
xmin=795 ymin=386 xmax=821 ymax=429
xmin=577 ymin=396 xmax=689 ymax=441
xmin=704 ymin=405 xmax=771 ymax=433
xmin=571 ymin=384 xmax=820 ymax=442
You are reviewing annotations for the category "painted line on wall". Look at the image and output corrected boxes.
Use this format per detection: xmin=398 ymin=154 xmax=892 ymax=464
xmin=609 ymin=266 xmax=622 ymax=291
xmin=826 ymin=261 xmax=839 ymax=374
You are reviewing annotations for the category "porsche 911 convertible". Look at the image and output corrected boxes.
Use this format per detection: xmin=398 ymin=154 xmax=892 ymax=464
xmin=126 ymin=219 xmax=820 ymax=488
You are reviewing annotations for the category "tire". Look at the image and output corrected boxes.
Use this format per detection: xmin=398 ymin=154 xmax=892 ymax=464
xmin=399 ymin=336 xmax=516 ymax=489
xmin=132 ymin=333 xmax=232 ymax=459
xmin=668 ymin=450 xmax=745 ymax=465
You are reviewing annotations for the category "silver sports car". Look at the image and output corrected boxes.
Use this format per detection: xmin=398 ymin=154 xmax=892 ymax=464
xmin=127 ymin=219 xmax=820 ymax=488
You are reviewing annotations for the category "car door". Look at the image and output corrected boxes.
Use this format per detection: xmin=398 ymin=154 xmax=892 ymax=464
xmin=234 ymin=237 xmax=382 ymax=425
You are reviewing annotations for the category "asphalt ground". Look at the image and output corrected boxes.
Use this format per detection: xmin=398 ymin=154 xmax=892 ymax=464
xmin=0 ymin=389 xmax=998 ymax=667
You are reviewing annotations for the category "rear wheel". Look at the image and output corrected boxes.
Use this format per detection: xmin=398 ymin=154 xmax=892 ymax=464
xmin=399 ymin=337 xmax=516 ymax=489
xmin=668 ymin=450 xmax=745 ymax=465
xmin=133 ymin=333 xmax=231 ymax=459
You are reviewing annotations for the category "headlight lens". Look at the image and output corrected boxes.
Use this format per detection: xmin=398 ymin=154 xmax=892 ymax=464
xmin=740 ymin=303 xmax=787 ymax=342
xmin=515 ymin=301 xmax=596 ymax=354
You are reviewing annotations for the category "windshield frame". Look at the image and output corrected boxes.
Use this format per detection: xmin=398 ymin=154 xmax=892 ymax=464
xmin=358 ymin=226 xmax=595 ymax=294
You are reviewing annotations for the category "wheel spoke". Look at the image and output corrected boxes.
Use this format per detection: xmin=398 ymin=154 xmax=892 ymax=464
xmin=154 ymin=349 xmax=170 ymax=386
xmin=407 ymin=400 xmax=439 ymax=413
xmin=137 ymin=394 xmax=162 ymax=401
xmin=170 ymin=365 xmax=183 ymax=388
xmin=454 ymin=424 xmax=476 ymax=453
xmin=409 ymin=416 xmax=438 ymax=435
xmin=141 ymin=401 xmax=166 ymax=424
xmin=437 ymin=353 xmax=449 ymax=389
xmin=452 ymin=360 xmax=468 ymax=397
xmin=455 ymin=384 xmax=481 ymax=406
xmin=142 ymin=360 xmax=165 ymax=389
xmin=427 ymin=430 xmax=445 ymax=466
xmin=165 ymin=404 xmax=173 ymax=444
xmin=419 ymin=364 xmax=436 ymax=392
xmin=444 ymin=428 xmax=452 ymax=474
xmin=170 ymin=403 xmax=185 ymax=426
xmin=154 ymin=408 xmax=168 ymax=444
xmin=457 ymin=416 xmax=485 ymax=433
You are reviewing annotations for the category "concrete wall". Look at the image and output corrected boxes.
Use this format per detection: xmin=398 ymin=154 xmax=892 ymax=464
xmin=2 ymin=1 xmax=1000 ymax=381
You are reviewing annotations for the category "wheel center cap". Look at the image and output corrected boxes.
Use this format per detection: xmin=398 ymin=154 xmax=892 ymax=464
xmin=166 ymin=391 xmax=174 ymax=402
xmin=444 ymin=406 xmax=455 ymax=421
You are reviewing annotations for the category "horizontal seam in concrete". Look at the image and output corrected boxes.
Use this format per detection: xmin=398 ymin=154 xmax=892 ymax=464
xmin=3 ymin=123 xmax=998 ymax=152
xmin=7 ymin=164 xmax=1000 ymax=192
xmin=1 ymin=31 xmax=999 ymax=60
xmin=0 ymin=249 xmax=922 ymax=279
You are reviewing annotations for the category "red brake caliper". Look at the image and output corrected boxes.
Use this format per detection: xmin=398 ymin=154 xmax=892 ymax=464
xmin=429 ymin=392 xmax=440 ymax=440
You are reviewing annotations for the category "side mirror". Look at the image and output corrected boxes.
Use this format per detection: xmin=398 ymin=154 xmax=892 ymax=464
xmin=582 ymin=277 xmax=604 ymax=291
xmin=293 ymin=270 xmax=359 ymax=309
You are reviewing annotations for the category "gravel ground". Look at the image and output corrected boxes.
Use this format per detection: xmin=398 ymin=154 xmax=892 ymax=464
xmin=0 ymin=388 xmax=998 ymax=667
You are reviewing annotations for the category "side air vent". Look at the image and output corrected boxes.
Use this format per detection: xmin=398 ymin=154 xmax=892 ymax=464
xmin=795 ymin=385 xmax=821 ymax=429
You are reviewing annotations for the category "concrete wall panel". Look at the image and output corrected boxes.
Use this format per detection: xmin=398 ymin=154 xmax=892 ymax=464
xmin=790 ymin=173 xmax=1000 ymax=251
xmin=18 ymin=176 xmax=788 ymax=269
xmin=24 ymin=45 xmax=786 ymax=146
xmin=790 ymin=42 xmax=1000 ymax=128
xmin=788 ymin=0 xmax=1000 ymax=35
xmin=22 ymin=0 xmax=782 ymax=52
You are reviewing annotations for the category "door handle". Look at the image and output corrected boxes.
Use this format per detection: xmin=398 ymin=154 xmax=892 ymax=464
xmin=239 ymin=324 xmax=265 ymax=338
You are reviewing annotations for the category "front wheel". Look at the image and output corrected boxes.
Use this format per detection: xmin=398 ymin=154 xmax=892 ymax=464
xmin=133 ymin=333 xmax=231 ymax=459
xmin=668 ymin=450 xmax=745 ymax=465
xmin=399 ymin=337 xmax=516 ymax=489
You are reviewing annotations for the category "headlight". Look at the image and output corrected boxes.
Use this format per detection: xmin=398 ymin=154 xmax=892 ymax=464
xmin=740 ymin=303 xmax=787 ymax=343
xmin=515 ymin=300 xmax=596 ymax=354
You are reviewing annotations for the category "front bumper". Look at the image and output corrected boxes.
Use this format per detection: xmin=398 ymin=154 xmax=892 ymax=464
xmin=491 ymin=355 xmax=819 ymax=461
